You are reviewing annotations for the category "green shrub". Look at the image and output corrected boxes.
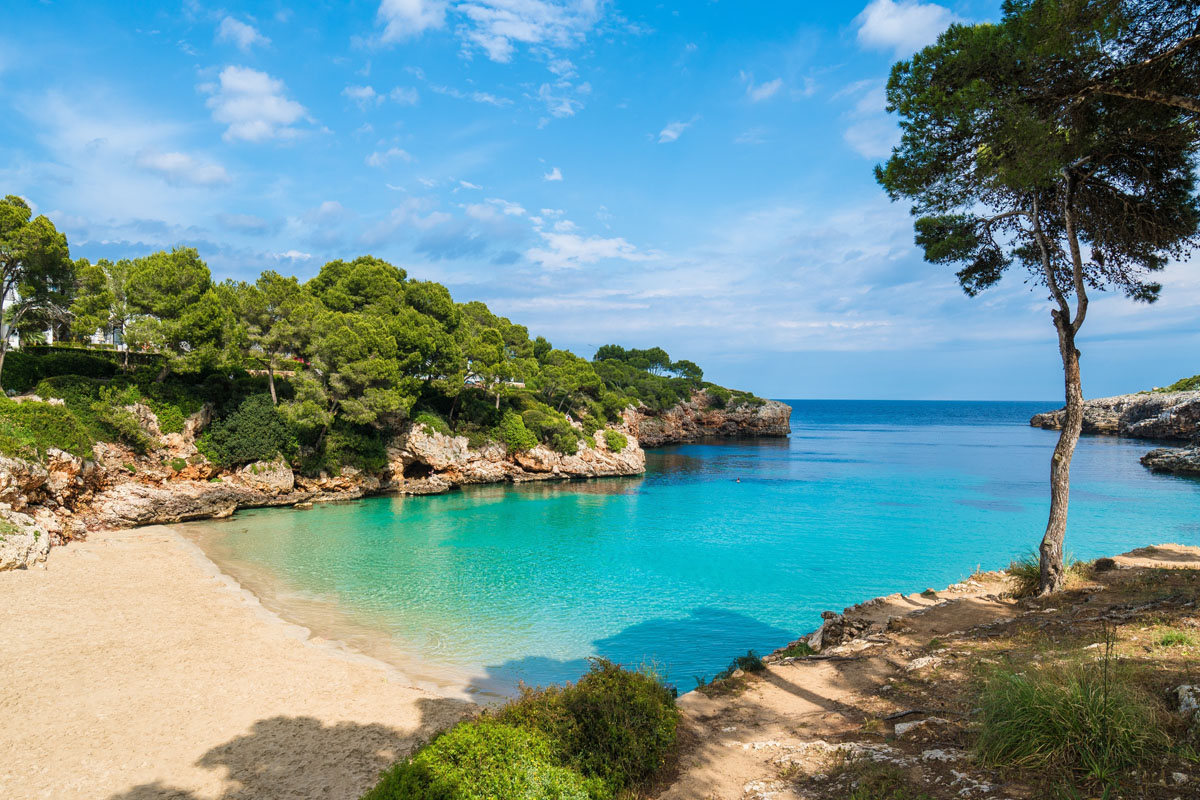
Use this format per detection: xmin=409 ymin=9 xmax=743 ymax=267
xmin=705 ymin=385 xmax=732 ymax=409
xmin=496 ymin=658 xmax=680 ymax=795
xmin=2 ymin=350 xmax=41 ymax=393
xmin=412 ymin=411 xmax=452 ymax=436
xmin=779 ymin=641 xmax=815 ymax=658
xmin=1157 ymin=374 xmax=1200 ymax=393
xmin=169 ymin=457 xmax=187 ymax=472
xmin=300 ymin=424 xmax=388 ymax=476
xmin=0 ymin=396 xmax=94 ymax=459
xmin=499 ymin=410 xmax=538 ymax=452
xmin=601 ymin=430 xmax=627 ymax=452
xmin=199 ymin=394 xmax=296 ymax=467
xmin=522 ymin=407 xmax=581 ymax=454
xmin=92 ymin=385 xmax=156 ymax=454
xmin=976 ymin=662 xmax=1171 ymax=782
xmin=1005 ymin=551 xmax=1089 ymax=598
xmin=1158 ymin=630 xmax=1196 ymax=647
xmin=34 ymin=349 xmax=119 ymax=379
xmin=362 ymin=719 xmax=596 ymax=800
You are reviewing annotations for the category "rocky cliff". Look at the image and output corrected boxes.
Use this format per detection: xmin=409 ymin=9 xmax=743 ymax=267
xmin=630 ymin=390 xmax=792 ymax=447
xmin=1141 ymin=445 xmax=1200 ymax=476
xmin=0 ymin=399 xmax=646 ymax=569
xmin=1030 ymin=390 xmax=1200 ymax=440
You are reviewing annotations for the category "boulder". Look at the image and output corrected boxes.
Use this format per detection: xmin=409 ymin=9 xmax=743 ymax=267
xmin=0 ymin=508 xmax=51 ymax=570
xmin=1141 ymin=446 xmax=1200 ymax=476
xmin=233 ymin=457 xmax=295 ymax=494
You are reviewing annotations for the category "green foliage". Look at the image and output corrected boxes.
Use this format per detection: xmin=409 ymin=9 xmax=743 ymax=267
xmin=0 ymin=396 xmax=94 ymax=459
xmin=1006 ymin=551 xmax=1089 ymax=598
xmin=976 ymin=661 xmax=1171 ymax=782
xmin=601 ymin=430 xmax=627 ymax=452
xmin=522 ymin=406 xmax=580 ymax=454
xmin=33 ymin=349 xmax=119 ymax=379
xmin=169 ymin=457 xmax=187 ymax=472
xmin=91 ymin=385 xmax=155 ymax=454
xmin=412 ymin=411 xmax=451 ymax=436
xmin=1156 ymin=374 xmax=1200 ymax=393
xmin=495 ymin=659 xmax=680 ymax=795
xmin=778 ymin=641 xmax=815 ymax=658
xmin=499 ymin=410 xmax=538 ymax=452
xmin=705 ymin=385 xmax=732 ymax=409
xmin=1157 ymin=630 xmax=1196 ymax=647
xmin=1 ymin=350 xmax=40 ymax=393
xmin=362 ymin=720 xmax=596 ymax=800
xmin=200 ymin=394 xmax=296 ymax=467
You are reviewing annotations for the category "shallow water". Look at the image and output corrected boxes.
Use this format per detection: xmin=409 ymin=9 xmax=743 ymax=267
xmin=184 ymin=400 xmax=1199 ymax=696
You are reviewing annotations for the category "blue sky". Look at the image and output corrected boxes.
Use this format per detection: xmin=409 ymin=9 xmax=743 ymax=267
xmin=2 ymin=0 xmax=1197 ymax=400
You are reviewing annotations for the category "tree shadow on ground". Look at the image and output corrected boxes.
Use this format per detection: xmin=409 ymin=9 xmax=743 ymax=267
xmin=467 ymin=606 xmax=799 ymax=695
xmin=107 ymin=696 xmax=469 ymax=800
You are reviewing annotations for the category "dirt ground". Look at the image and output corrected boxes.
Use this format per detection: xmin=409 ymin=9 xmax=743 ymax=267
xmin=656 ymin=544 xmax=1200 ymax=800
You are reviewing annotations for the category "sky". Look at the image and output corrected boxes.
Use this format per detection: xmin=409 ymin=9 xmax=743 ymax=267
xmin=1 ymin=0 xmax=1197 ymax=400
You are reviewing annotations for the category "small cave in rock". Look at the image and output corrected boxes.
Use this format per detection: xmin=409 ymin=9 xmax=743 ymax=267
xmin=403 ymin=460 xmax=433 ymax=479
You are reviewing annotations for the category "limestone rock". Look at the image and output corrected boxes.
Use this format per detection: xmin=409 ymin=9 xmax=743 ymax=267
xmin=0 ymin=508 xmax=51 ymax=570
xmin=1031 ymin=390 xmax=1200 ymax=440
xmin=629 ymin=390 xmax=791 ymax=447
xmin=1141 ymin=446 xmax=1200 ymax=476
xmin=233 ymin=457 xmax=295 ymax=494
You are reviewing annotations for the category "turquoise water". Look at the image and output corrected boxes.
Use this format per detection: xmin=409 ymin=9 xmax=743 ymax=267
xmin=187 ymin=401 xmax=1200 ymax=695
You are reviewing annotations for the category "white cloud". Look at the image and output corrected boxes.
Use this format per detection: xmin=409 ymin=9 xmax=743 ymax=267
xmin=536 ymin=82 xmax=584 ymax=118
xmin=273 ymin=249 xmax=312 ymax=261
xmin=844 ymin=118 xmax=901 ymax=159
xmin=377 ymin=0 xmax=448 ymax=41
xmin=657 ymin=118 xmax=695 ymax=144
xmin=201 ymin=66 xmax=308 ymax=142
xmin=216 ymin=17 xmax=270 ymax=51
xmin=366 ymin=147 xmax=413 ymax=167
xmin=543 ymin=166 xmax=563 ymax=181
xmin=135 ymin=150 xmax=230 ymax=186
xmin=740 ymin=72 xmax=783 ymax=102
xmin=376 ymin=0 xmax=603 ymax=62
xmin=344 ymin=84 xmax=382 ymax=108
xmin=389 ymin=86 xmax=419 ymax=105
xmin=429 ymin=84 xmax=512 ymax=106
xmin=855 ymin=0 xmax=957 ymax=55
xmin=486 ymin=197 xmax=527 ymax=216
xmin=526 ymin=230 xmax=653 ymax=270
xmin=459 ymin=180 xmax=483 ymax=190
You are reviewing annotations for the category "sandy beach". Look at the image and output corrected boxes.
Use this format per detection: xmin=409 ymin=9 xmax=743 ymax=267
xmin=0 ymin=526 xmax=472 ymax=800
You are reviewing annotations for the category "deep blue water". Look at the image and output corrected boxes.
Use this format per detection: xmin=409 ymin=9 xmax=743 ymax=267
xmin=187 ymin=400 xmax=1199 ymax=695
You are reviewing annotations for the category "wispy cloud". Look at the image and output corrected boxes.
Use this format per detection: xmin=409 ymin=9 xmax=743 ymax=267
xmin=658 ymin=117 xmax=696 ymax=144
xmin=366 ymin=146 xmax=413 ymax=167
xmin=216 ymin=17 xmax=270 ymax=52
xmin=376 ymin=0 xmax=448 ymax=41
xmin=543 ymin=166 xmax=563 ymax=181
xmin=136 ymin=150 xmax=230 ymax=186
xmin=740 ymin=72 xmax=783 ymax=102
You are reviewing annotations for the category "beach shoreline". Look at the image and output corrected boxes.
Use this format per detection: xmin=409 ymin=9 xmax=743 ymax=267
xmin=0 ymin=524 xmax=474 ymax=800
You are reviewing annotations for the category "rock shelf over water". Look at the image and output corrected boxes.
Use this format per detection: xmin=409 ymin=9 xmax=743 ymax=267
xmin=1030 ymin=390 xmax=1200 ymax=440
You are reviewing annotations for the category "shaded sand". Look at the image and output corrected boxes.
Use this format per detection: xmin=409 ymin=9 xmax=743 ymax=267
xmin=0 ymin=526 xmax=473 ymax=800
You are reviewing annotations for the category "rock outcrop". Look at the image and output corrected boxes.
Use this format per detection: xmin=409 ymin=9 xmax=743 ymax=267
xmin=1141 ymin=446 xmax=1200 ymax=476
xmin=630 ymin=390 xmax=792 ymax=447
xmin=0 ymin=508 xmax=51 ymax=570
xmin=1031 ymin=390 xmax=1200 ymax=440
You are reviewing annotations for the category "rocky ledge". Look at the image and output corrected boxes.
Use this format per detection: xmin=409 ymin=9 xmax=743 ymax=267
xmin=0 ymin=400 xmax=646 ymax=570
xmin=1030 ymin=390 xmax=1200 ymax=440
xmin=1141 ymin=446 xmax=1200 ymax=477
xmin=630 ymin=390 xmax=792 ymax=447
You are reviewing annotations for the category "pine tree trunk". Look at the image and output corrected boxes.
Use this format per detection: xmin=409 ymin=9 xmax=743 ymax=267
xmin=1039 ymin=314 xmax=1083 ymax=595
xmin=267 ymin=363 xmax=278 ymax=405
xmin=0 ymin=341 xmax=8 ymax=394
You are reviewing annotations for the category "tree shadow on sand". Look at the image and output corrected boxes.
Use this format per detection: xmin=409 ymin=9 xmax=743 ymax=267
xmin=107 ymin=696 xmax=469 ymax=800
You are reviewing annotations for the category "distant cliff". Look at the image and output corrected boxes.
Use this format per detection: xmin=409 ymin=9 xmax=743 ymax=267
xmin=629 ymin=390 xmax=792 ymax=447
xmin=1030 ymin=391 xmax=1200 ymax=441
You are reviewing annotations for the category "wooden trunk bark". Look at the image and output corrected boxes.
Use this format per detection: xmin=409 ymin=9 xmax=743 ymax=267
xmin=1039 ymin=314 xmax=1084 ymax=595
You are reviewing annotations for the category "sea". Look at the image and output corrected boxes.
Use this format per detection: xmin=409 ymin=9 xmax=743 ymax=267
xmin=182 ymin=400 xmax=1200 ymax=697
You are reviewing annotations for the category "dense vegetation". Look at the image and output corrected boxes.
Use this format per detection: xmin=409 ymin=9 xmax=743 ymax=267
xmin=363 ymin=659 xmax=679 ymax=800
xmin=0 ymin=203 xmax=762 ymax=469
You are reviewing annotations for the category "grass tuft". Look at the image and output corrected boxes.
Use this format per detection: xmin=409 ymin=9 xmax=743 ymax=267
xmin=1005 ymin=551 xmax=1091 ymax=598
xmin=1157 ymin=630 xmax=1196 ymax=648
xmin=830 ymin=757 xmax=934 ymax=800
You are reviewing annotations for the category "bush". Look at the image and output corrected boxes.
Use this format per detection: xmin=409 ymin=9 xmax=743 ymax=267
xmin=33 ymin=349 xmax=119 ymax=379
xmin=362 ymin=719 xmax=596 ymax=800
xmin=499 ymin=410 xmax=538 ymax=452
xmin=522 ymin=407 xmax=581 ymax=454
xmin=601 ymin=430 xmax=627 ymax=452
xmin=92 ymin=385 xmax=156 ymax=454
xmin=2 ymin=350 xmax=41 ymax=393
xmin=496 ymin=658 xmax=680 ymax=795
xmin=704 ymin=385 xmax=731 ymax=409
xmin=1157 ymin=373 xmax=1200 ymax=393
xmin=0 ymin=396 xmax=95 ymax=459
xmin=412 ymin=411 xmax=451 ymax=436
xmin=199 ymin=394 xmax=296 ymax=467
xmin=1005 ymin=551 xmax=1090 ymax=598
xmin=976 ymin=662 xmax=1171 ymax=782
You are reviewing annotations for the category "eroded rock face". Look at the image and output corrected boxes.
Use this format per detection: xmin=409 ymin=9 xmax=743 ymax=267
xmin=233 ymin=457 xmax=296 ymax=494
xmin=1141 ymin=446 xmax=1200 ymax=476
xmin=0 ymin=508 xmax=51 ymax=570
xmin=630 ymin=390 xmax=792 ymax=447
xmin=1031 ymin=391 xmax=1200 ymax=440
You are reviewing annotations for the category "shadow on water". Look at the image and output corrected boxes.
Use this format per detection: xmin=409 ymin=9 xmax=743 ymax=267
xmin=106 ymin=697 xmax=470 ymax=800
xmin=467 ymin=606 xmax=798 ymax=696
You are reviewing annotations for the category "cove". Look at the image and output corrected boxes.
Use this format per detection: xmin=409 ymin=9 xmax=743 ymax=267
xmin=183 ymin=400 xmax=1200 ymax=696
